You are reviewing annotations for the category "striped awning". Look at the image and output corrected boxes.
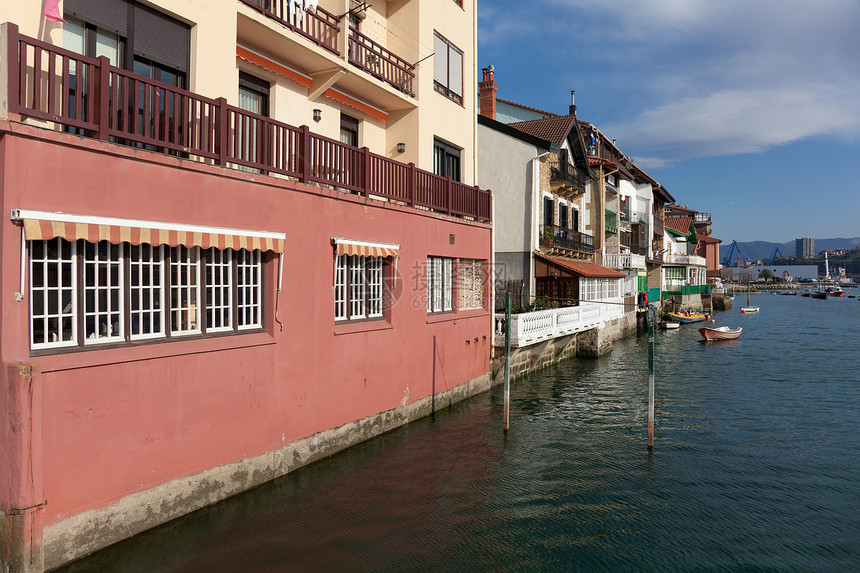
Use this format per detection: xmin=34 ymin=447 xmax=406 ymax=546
xmin=332 ymin=237 xmax=399 ymax=258
xmin=11 ymin=210 xmax=285 ymax=253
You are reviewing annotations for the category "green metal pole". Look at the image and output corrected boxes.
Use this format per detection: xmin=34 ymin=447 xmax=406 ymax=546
xmin=504 ymin=292 xmax=511 ymax=433
xmin=647 ymin=305 xmax=655 ymax=451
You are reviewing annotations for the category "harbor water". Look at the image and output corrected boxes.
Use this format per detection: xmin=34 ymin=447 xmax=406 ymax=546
xmin=59 ymin=292 xmax=860 ymax=572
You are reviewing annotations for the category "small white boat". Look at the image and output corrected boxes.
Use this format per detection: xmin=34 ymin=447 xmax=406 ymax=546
xmin=740 ymin=286 xmax=759 ymax=313
xmin=699 ymin=326 xmax=742 ymax=340
xmin=659 ymin=320 xmax=680 ymax=330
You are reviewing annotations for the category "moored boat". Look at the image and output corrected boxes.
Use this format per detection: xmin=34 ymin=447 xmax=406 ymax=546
xmin=667 ymin=312 xmax=706 ymax=323
xmin=659 ymin=320 xmax=680 ymax=330
xmin=740 ymin=306 xmax=759 ymax=313
xmin=698 ymin=325 xmax=742 ymax=340
xmin=811 ymin=291 xmax=828 ymax=299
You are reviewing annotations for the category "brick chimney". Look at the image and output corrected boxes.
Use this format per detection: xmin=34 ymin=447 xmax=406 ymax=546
xmin=479 ymin=65 xmax=497 ymax=120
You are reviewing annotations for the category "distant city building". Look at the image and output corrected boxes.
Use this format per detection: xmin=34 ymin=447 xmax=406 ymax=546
xmin=795 ymin=237 xmax=815 ymax=258
xmin=818 ymin=249 xmax=847 ymax=257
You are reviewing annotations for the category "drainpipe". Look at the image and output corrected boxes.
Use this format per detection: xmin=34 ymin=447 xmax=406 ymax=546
xmin=531 ymin=151 xmax=550 ymax=297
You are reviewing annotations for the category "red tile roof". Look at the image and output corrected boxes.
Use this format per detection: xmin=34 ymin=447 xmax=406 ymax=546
xmin=508 ymin=115 xmax=577 ymax=146
xmin=536 ymin=253 xmax=626 ymax=278
xmin=697 ymin=234 xmax=722 ymax=243
xmin=665 ymin=216 xmax=694 ymax=235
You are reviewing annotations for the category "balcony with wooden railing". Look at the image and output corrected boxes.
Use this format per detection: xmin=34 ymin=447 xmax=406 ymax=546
xmin=4 ymin=25 xmax=489 ymax=222
xmin=348 ymin=27 xmax=415 ymax=96
xmin=549 ymin=158 xmax=587 ymax=193
xmin=239 ymin=0 xmax=341 ymax=55
xmin=237 ymin=0 xmax=415 ymax=97
xmin=539 ymin=225 xmax=595 ymax=255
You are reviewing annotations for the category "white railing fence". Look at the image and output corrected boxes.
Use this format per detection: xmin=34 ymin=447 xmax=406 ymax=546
xmin=494 ymin=300 xmax=624 ymax=347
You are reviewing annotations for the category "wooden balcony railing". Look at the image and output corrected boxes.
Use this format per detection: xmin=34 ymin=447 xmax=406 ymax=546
xmin=5 ymin=25 xmax=489 ymax=222
xmin=348 ymin=27 xmax=414 ymax=96
xmin=549 ymin=159 xmax=587 ymax=190
xmin=239 ymin=0 xmax=340 ymax=55
xmin=539 ymin=225 xmax=594 ymax=253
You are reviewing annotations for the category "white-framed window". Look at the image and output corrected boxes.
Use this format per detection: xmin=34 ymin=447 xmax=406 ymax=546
xmin=335 ymin=254 xmax=386 ymax=322
xmin=30 ymin=238 xmax=77 ymax=349
xmin=206 ymin=247 xmax=232 ymax=332
xmin=28 ymin=239 xmax=266 ymax=352
xmin=170 ymin=246 xmax=201 ymax=335
xmin=238 ymin=249 xmax=263 ymax=329
xmin=130 ymin=244 xmax=165 ymax=340
xmin=83 ymin=241 xmax=124 ymax=343
xmin=427 ymin=256 xmax=454 ymax=313
xmin=433 ymin=32 xmax=463 ymax=104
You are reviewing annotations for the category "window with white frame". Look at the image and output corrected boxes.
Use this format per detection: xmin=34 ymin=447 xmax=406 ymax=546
xmin=29 ymin=238 xmax=265 ymax=351
xmin=427 ymin=256 xmax=454 ymax=313
xmin=206 ymin=247 xmax=232 ymax=332
xmin=130 ymin=244 xmax=164 ymax=339
xmin=31 ymin=238 xmax=76 ymax=348
xmin=170 ymin=246 xmax=201 ymax=335
xmin=433 ymin=32 xmax=463 ymax=104
xmin=334 ymin=254 xmax=385 ymax=322
xmin=238 ymin=249 xmax=263 ymax=328
xmin=83 ymin=241 xmax=124 ymax=343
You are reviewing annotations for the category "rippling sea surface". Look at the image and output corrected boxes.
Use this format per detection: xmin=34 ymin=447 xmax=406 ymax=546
xmin=60 ymin=292 xmax=860 ymax=572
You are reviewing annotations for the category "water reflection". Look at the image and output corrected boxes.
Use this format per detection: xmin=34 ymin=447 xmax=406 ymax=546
xmin=60 ymin=294 xmax=860 ymax=572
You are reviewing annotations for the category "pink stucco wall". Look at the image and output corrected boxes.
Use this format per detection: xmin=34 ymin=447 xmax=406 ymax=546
xmin=0 ymin=126 xmax=492 ymax=528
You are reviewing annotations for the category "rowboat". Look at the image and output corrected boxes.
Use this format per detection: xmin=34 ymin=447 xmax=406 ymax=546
xmin=666 ymin=312 xmax=706 ymax=323
xmin=698 ymin=326 xmax=742 ymax=341
xmin=659 ymin=320 xmax=680 ymax=330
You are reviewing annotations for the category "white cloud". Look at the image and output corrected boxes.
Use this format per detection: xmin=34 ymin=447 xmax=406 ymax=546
xmin=538 ymin=0 xmax=860 ymax=162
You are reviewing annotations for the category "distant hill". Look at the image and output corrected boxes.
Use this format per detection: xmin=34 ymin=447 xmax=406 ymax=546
xmin=718 ymin=237 xmax=860 ymax=263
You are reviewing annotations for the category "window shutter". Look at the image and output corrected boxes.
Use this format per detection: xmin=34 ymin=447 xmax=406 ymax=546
xmin=449 ymin=47 xmax=463 ymax=97
xmin=433 ymin=34 xmax=448 ymax=86
xmin=64 ymin=0 xmax=129 ymax=37
xmin=133 ymin=4 xmax=190 ymax=73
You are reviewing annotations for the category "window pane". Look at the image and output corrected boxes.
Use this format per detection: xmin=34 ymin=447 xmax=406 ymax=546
xmin=367 ymin=257 xmax=383 ymax=318
xmin=206 ymin=248 xmax=233 ymax=332
xmin=433 ymin=34 xmax=448 ymax=86
xmin=443 ymin=258 xmax=453 ymax=311
xmin=449 ymin=47 xmax=463 ymax=97
xmin=30 ymin=238 xmax=77 ymax=348
xmin=170 ymin=246 xmax=201 ymax=334
xmin=95 ymin=29 xmax=120 ymax=66
xmin=84 ymin=241 xmax=124 ymax=343
xmin=131 ymin=244 xmax=164 ymax=339
xmin=350 ymin=255 xmax=366 ymax=319
xmin=335 ymin=254 xmax=348 ymax=321
xmin=237 ymin=249 xmax=262 ymax=329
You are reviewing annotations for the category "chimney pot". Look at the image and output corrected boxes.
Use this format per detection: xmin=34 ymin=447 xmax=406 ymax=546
xmin=479 ymin=64 xmax=498 ymax=120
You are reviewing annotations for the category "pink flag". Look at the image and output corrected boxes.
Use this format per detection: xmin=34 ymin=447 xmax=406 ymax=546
xmin=44 ymin=0 xmax=66 ymax=23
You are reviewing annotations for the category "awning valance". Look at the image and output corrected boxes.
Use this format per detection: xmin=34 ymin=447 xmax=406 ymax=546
xmin=332 ymin=237 xmax=399 ymax=258
xmin=11 ymin=210 xmax=285 ymax=253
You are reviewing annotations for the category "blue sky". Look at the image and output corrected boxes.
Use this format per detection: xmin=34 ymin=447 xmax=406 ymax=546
xmin=477 ymin=0 xmax=860 ymax=243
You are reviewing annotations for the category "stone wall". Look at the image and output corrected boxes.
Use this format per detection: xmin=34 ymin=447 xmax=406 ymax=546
xmin=491 ymin=315 xmax=634 ymax=383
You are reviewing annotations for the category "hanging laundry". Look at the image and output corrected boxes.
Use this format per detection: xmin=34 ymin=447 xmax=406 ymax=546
xmin=304 ymin=0 xmax=319 ymax=13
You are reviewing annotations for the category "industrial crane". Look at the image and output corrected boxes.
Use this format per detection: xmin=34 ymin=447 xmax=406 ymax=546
xmin=768 ymin=247 xmax=784 ymax=266
xmin=722 ymin=240 xmax=741 ymax=267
